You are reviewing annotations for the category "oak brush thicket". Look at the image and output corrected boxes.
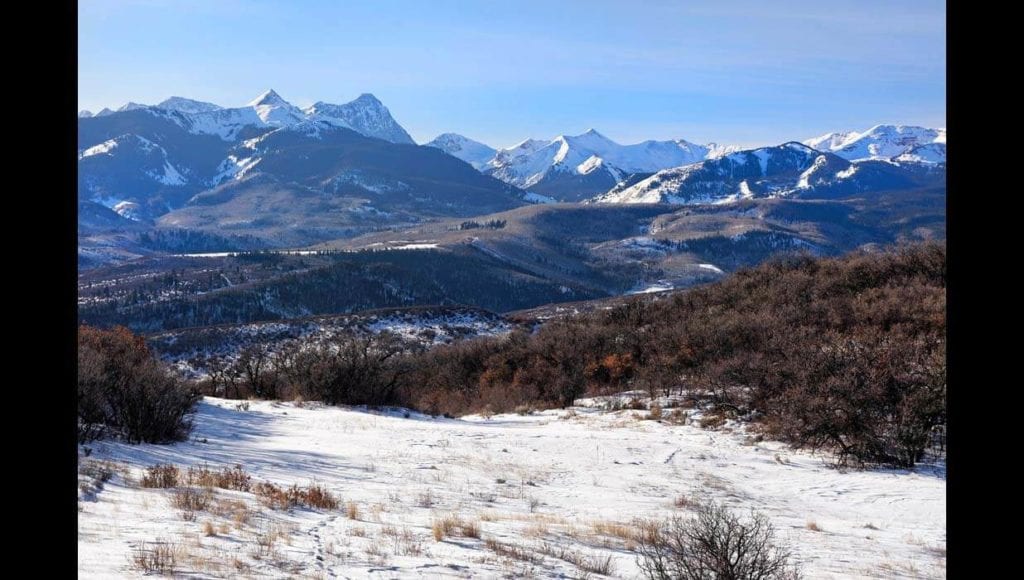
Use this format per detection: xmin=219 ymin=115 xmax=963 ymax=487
xmin=397 ymin=242 xmax=946 ymax=468
xmin=93 ymin=243 xmax=944 ymax=466
xmin=78 ymin=325 xmax=200 ymax=443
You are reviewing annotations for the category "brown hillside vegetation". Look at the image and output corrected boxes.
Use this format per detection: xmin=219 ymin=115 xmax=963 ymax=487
xmin=397 ymin=242 xmax=946 ymax=468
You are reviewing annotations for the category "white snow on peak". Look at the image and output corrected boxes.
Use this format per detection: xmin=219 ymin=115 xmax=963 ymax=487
xmin=803 ymin=125 xmax=945 ymax=161
xmin=117 ymin=102 xmax=148 ymax=112
xmin=303 ymin=94 xmax=415 ymax=145
xmin=246 ymin=89 xmax=305 ymax=126
xmin=247 ymin=89 xmax=290 ymax=108
xmin=79 ymin=110 xmax=94 ymax=118
xmin=94 ymin=108 xmax=115 ymax=117
xmin=157 ymin=96 xmax=223 ymax=114
xmin=425 ymin=133 xmax=497 ymax=170
xmin=804 ymin=130 xmax=860 ymax=152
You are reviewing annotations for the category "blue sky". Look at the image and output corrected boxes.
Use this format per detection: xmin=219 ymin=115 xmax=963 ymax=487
xmin=78 ymin=0 xmax=945 ymax=148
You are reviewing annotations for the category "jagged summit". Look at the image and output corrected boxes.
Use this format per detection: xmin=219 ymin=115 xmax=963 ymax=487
xmin=352 ymin=93 xmax=383 ymax=105
xmin=247 ymin=89 xmax=291 ymax=108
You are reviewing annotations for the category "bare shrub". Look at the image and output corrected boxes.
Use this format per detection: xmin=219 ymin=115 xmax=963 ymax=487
xmin=417 ymin=490 xmax=435 ymax=508
xmin=805 ymin=520 xmax=822 ymax=532
xmin=130 ymin=541 xmax=181 ymax=574
xmin=78 ymin=325 xmax=199 ymax=443
xmin=187 ymin=464 xmax=252 ymax=491
xmin=673 ymin=495 xmax=697 ymax=509
xmin=172 ymin=486 xmax=213 ymax=516
xmin=142 ymin=464 xmax=180 ymax=488
xmin=304 ymin=483 xmax=339 ymax=510
xmin=284 ymin=332 xmax=405 ymax=406
xmin=254 ymin=481 xmax=338 ymax=511
xmin=635 ymin=502 xmax=801 ymax=580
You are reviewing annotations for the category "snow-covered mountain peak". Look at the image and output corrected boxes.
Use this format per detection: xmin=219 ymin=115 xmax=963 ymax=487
xmin=425 ymin=133 xmax=497 ymax=171
xmin=352 ymin=93 xmax=384 ymax=106
xmin=781 ymin=141 xmax=819 ymax=155
xmin=94 ymin=108 xmax=115 ymax=117
xmin=117 ymin=102 xmax=148 ymax=112
xmin=485 ymin=131 xmax=735 ymax=200
xmin=79 ymin=110 xmax=94 ymax=118
xmin=302 ymin=94 xmax=415 ymax=145
xmin=247 ymin=89 xmax=290 ymax=108
xmin=157 ymin=96 xmax=223 ymax=114
xmin=244 ymin=89 xmax=304 ymax=126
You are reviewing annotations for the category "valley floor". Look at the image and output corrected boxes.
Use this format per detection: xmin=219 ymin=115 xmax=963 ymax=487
xmin=78 ymin=397 xmax=946 ymax=579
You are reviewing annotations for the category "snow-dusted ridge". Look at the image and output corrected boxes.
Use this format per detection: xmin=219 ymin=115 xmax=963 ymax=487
xmin=592 ymin=139 xmax=944 ymax=205
xmin=425 ymin=133 xmax=498 ymax=170
xmin=804 ymin=124 xmax=946 ymax=162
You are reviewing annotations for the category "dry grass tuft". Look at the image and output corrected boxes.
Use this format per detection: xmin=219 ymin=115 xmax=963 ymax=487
xmin=431 ymin=514 xmax=483 ymax=541
xmin=485 ymin=537 xmax=542 ymax=563
xmin=592 ymin=519 xmax=639 ymax=544
xmin=539 ymin=541 xmax=616 ymax=576
xmin=346 ymin=501 xmax=360 ymax=520
xmin=806 ymin=520 xmax=823 ymax=532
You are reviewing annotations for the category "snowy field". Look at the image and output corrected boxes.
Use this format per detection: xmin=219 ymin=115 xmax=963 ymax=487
xmin=78 ymin=397 xmax=946 ymax=578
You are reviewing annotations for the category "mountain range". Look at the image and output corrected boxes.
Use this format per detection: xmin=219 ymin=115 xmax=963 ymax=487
xmin=594 ymin=141 xmax=945 ymax=205
xmin=78 ymin=91 xmax=526 ymax=246
xmin=79 ymin=90 xmax=945 ymax=271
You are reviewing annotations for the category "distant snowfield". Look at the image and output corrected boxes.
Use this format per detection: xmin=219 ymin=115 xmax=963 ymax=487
xmin=79 ymin=397 xmax=945 ymax=579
